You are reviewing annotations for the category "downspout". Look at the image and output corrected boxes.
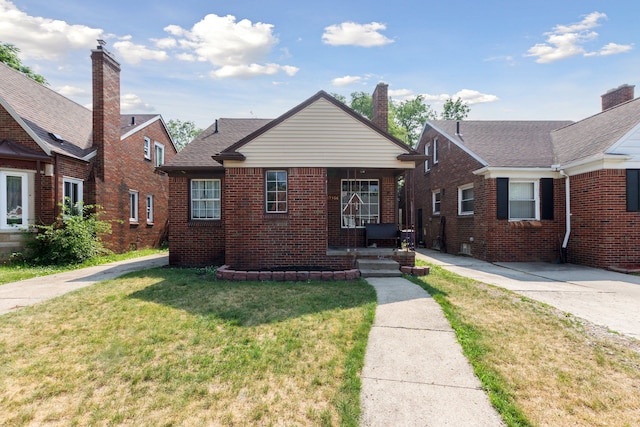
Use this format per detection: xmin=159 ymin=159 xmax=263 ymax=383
xmin=559 ymin=170 xmax=570 ymax=263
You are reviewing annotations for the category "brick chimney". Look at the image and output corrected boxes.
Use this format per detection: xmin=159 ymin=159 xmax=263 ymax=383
xmin=371 ymin=82 xmax=388 ymax=132
xmin=601 ymin=84 xmax=635 ymax=111
xmin=91 ymin=41 xmax=121 ymax=180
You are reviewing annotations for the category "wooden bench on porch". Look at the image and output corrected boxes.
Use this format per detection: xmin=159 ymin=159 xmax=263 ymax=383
xmin=365 ymin=223 xmax=400 ymax=248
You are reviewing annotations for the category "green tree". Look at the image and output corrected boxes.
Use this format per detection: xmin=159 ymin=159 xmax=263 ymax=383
xmin=167 ymin=119 xmax=203 ymax=151
xmin=441 ymin=97 xmax=470 ymax=120
xmin=0 ymin=42 xmax=47 ymax=85
xmin=393 ymin=95 xmax=437 ymax=147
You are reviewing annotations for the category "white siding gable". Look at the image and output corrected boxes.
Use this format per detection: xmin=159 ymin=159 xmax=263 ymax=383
xmin=608 ymin=122 xmax=640 ymax=160
xmin=226 ymin=97 xmax=414 ymax=169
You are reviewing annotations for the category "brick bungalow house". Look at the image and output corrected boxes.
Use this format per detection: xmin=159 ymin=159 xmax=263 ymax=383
xmin=161 ymin=83 xmax=425 ymax=270
xmin=412 ymin=84 xmax=640 ymax=270
xmin=0 ymin=43 xmax=176 ymax=258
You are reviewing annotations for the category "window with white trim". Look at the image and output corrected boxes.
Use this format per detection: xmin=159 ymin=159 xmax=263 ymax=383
xmin=341 ymin=179 xmax=379 ymax=228
xmin=433 ymin=137 xmax=439 ymax=164
xmin=144 ymin=137 xmax=151 ymax=160
xmin=424 ymin=142 xmax=431 ymax=172
xmin=0 ymin=171 xmax=28 ymax=229
xmin=458 ymin=184 xmax=474 ymax=215
xmin=154 ymin=142 xmax=165 ymax=167
xmin=146 ymin=195 xmax=154 ymax=223
xmin=432 ymin=189 xmax=441 ymax=215
xmin=509 ymin=181 xmax=538 ymax=220
xmin=191 ymin=179 xmax=221 ymax=220
xmin=129 ymin=191 xmax=139 ymax=223
xmin=63 ymin=177 xmax=83 ymax=215
xmin=266 ymin=170 xmax=288 ymax=213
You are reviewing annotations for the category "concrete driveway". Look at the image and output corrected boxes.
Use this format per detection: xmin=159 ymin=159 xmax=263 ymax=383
xmin=416 ymin=249 xmax=640 ymax=340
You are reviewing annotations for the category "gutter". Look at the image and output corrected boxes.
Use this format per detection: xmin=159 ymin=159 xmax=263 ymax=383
xmin=558 ymin=169 xmax=571 ymax=263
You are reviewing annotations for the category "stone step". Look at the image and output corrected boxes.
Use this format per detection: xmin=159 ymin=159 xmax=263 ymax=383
xmin=359 ymin=268 xmax=402 ymax=278
xmin=356 ymin=258 xmax=400 ymax=270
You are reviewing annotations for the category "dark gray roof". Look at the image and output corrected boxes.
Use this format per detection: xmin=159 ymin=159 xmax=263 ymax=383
xmin=427 ymin=120 xmax=573 ymax=167
xmin=0 ymin=61 xmax=94 ymax=159
xmin=120 ymin=114 xmax=159 ymax=134
xmin=552 ymin=97 xmax=640 ymax=165
xmin=162 ymin=118 xmax=272 ymax=170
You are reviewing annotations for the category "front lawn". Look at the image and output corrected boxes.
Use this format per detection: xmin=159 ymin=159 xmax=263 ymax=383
xmin=0 ymin=268 xmax=376 ymax=426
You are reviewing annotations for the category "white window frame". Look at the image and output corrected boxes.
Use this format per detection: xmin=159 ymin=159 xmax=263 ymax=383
xmin=433 ymin=137 xmax=439 ymax=164
xmin=509 ymin=180 xmax=539 ymax=220
xmin=458 ymin=184 xmax=474 ymax=216
xmin=424 ymin=142 xmax=431 ymax=172
xmin=0 ymin=171 xmax=29 ymax=230
xmin=266 ymin=170 xmax=288 ymax=213
xmin=340 ymin=179 xmax=380 ymax=228
xmin=432 ymin=189 xmax=441 ymax=215
xmin=129 ymin=190 xmax=139 ymax=223
xmin=144 ymin=137 xmax=151 ymax=160
xmin=191 ymin=179 xmax=221 ymax=220
xmin=62 ymin=177 xmax=83 ymax=215
xmin=154 ymin=142 xmax=165 ymax=167
xmin=146 ymin=195 xmax=154 ymax=224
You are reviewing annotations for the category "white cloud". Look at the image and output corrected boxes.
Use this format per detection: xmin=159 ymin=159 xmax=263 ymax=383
xmin=388 ymin=88 xmax=414 ymax=99
xmin=113 ymin=40 xmax=169 ymax=65
xmin=422 ymin=89 xmax=498 ymax=105
xmin=525 ymin=12 xmax=632 ymax=63
xmin=121 ymin=93 xmax=155 ymax=112
xmin=0 ymin=0 xmax=103 ymax=60
xmin=152 ymin=37 xmax=177 ymax=49
xmin=322 ymin=22 xmax=393 ymax=47
xmin=331 ymin=75 xmax=362 ymax=86
xmin=56 ymin=85 xmax=88 ymax=97
xmin=165 ymin=14 xmax=297 ymax=79
xmin=210 ymin=63 xmax=299 ymax=79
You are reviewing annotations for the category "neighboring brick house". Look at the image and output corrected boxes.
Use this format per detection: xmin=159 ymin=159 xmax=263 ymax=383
xmin=0 ymin=43 xmax=176 ymax=258
xmin=412 ymin=84 xmax=640 ymax=270
xmin=161 ymin=84 xmax=425 ymax=270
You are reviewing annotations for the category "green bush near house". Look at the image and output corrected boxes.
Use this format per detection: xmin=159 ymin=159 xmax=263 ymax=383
xmin=25 ymin=203 xmax=114 ymax=265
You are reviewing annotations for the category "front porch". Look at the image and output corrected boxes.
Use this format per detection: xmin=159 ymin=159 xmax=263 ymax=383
xmin=326 ymin=247 xmax=415 ymax=267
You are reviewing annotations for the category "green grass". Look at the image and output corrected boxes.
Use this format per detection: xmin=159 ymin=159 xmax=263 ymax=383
xmin=0 ymin=248 xmax=166 ymax=285
xmin=410 ymin=259 xmax=640 ymax=427
xmin=0 ymin=267 xmax=376 ymax=426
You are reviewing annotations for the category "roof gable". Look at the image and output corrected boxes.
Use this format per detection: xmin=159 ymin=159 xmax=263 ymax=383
xmin=219 ymin=91 xmax=417 ymax=168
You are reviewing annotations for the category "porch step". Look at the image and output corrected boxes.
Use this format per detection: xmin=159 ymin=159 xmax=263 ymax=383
xmin=357 ymin=258 xmax=401 ymax=278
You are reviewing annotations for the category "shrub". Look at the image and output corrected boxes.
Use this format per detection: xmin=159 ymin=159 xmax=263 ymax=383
xmin=26 ymin=203 xmax=113 ymax=265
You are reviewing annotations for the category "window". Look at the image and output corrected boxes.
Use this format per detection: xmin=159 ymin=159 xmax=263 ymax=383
xmin=509 ymin=181 xmax=538 ymax=220
xmin=341 ymin=179 xmax=379 ymax=227
xmin=627 ymin=170 xmax=640 ymax=211
xmin=63 ymin=177 xmax=83 ymax=215
xmin=154 ymin=142 xmax=165 ymax=167
xmin=432 ymin=189 xmax=441 ymax=215
xmin=129 ymin=191 xmax=139 ymax=223
xmin=424 ymin=142 xmax=431 ymax=172
xmin=266 ymin=170 xmax=287 ymax=213
xmin=433 ymin=137 xmax=439 ymax=164
xmin=191 ymin=179 xmax=221 ymax=220
xmin=146 ymin=195 xmax=154 ymax=223
xmin=144 ymin=137 xmax=151 ymax=160
xmin=0 ymin=171 xmax=28 ymax=229
xmin=458 ymin=184 xmax=474 ymax=215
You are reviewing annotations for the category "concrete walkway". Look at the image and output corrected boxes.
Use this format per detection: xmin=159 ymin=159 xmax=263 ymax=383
xmin=416 ymin=249 xmax=640 ymax=340
xmin=361 ymin=277 xmax=504 ymax=426
xmin=0 ymin=253 xmax=168 ymax=315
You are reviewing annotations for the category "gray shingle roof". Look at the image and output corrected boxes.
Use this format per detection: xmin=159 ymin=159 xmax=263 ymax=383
xmin=427 ymin=120 xmax=573 ymax=167
xmin=0 ymin=62 xmax=94 ymax=159
xmin=552 ymin=97 xmax=640 ymax=165
xmin=162 ymin=118 xmax=272 ymax=170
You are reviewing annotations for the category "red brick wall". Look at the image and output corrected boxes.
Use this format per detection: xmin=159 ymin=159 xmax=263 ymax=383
xmin=167 ymin=174 xmax=225 ymax=267
xmin=568 ymin=169 xmax=640 ymax=268
xmin=327 ymin=170 xmax=398 ymax=248
xmin=412 ymin=126 xmax=565 ymax=262
xmin=224 ymin=167 xmax=330 ymax=270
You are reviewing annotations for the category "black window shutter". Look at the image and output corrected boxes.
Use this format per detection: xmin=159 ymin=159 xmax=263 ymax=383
xmin=627 ymin=169 xmax=640 ymax=212
xmin=540 ymin=178 xmax=554 ymax=220
xmin=496 ymin=177 xmax=509 ymax=219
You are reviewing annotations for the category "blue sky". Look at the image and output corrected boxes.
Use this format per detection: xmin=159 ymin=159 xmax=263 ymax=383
xmin=1 ymin=0 xmax=637 ymax=129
